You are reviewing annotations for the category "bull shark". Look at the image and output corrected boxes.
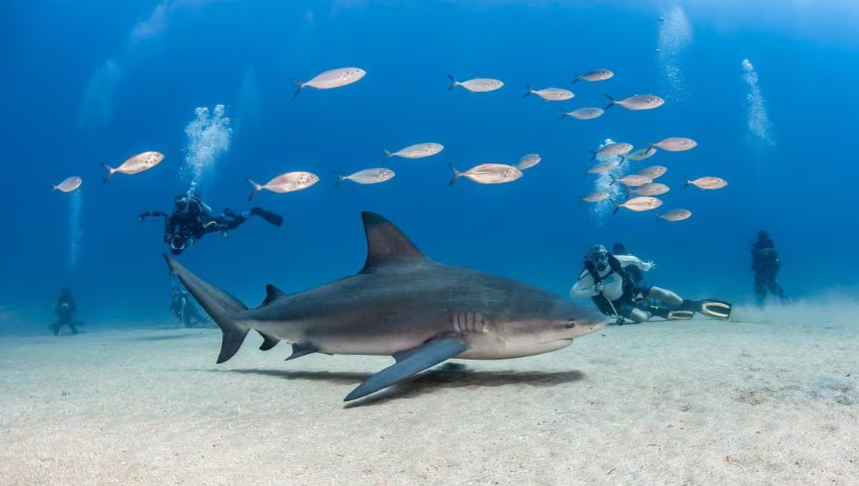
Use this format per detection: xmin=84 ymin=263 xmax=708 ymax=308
xmin=165 ymin=212 xmax=607 ymax=402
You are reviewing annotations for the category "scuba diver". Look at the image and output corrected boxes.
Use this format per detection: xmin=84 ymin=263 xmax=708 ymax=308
xmin=570 ymin=244 xmax=732 ymax=324
xmin=751 ymin=230 xmax=786 ymax=307
xmin=49 ymin=288 xmax=79 ymax=335
xmin=169 ymin=281 xmax=210 ymax=328
xmin=139 ymin=192 xmax=283 ymax=255
xmin=612 ymin=243 xmax=645 ymax=286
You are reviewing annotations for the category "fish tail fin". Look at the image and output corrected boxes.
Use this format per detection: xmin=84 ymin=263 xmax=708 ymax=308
xmin=655 ymin=213 xmax=662 ymax=223
xmin=163 ymin=254 xmax=249 ymax=364
xmin=291 ymin=78 xmax=304 ymax=100
xmin=646 ymin=139 xmax=655 ymax=150
xmin=448 ymin=163 xmax=462 ymax=186
xmin=604 ymin=93 xmax=616 ymax=110
xmin=52 ymin=184 xmax=58 ymax=193
xmin=333 ymin=171 xmax=346 ymax=189
xmin=572 ymin=73 xmax=580 ymax=84
xmin=582 ymin=171 xmax=588 ymax=182
xmin=623 ymin=184 xmax=631 ymax=199
xmin=523 ymin=84 xmax=532 ymax=98
xmin=101 ymin=163 xmax=115 ymax=184
xmin=609 ymin=175 xmax=618 ymax=186
xmin=610 ymin=199 xmax=622 ymax=215
xmin=246 ymin=178 xmax=263 ymax=201
xmin=447 ymin=74 xmax=458 ymax=91
xmin=590 ymin=150 xmax=598 ymax=162
xmin=383 ymin=149 xmax=393 ymax=158
xmin=683 ymin=175 xmax=690 ymax=188
xmin=559 ymin=109 xmax=568 ymax=120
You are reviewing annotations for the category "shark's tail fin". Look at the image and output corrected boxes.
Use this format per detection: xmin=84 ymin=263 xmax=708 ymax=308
xmin=163 ymin=254 xmax=249 ymax=364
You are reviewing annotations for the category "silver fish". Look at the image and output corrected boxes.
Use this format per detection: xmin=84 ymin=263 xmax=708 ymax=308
xmin=53 ymin=176 xmax=82 ymax=193
xmin=101 ymin=151 xmax=165 ymax=183
xmin=604 ymin=94 xmax=665 ymax=111
xmin=246 ymin=171 xmax=320 ymax=200
xmin=385 ymin=143 xmax=444 ymax=159
xmin=685 ymin=177 xmax=727 ymax=190
xmin=524 ymin=85 xmax=574 ymax=101
xmin=164 ymin=212 xmax=607 ymax=402
xmin=612 ymin=174 xmax=652 ymax=187
xmin=627 ymin=147 xmax=658 ymax=161
xmin=292 ymin=67 xmax=366 ymax=100
xmin=515 ymin=153 xmax=542 ymax=170
xmin=649 ymin=137 xmax=697 ymax=152
xmin=335 ymin=168 xmax=395 ymax=187
xmin=573 ymin=69 xmax=614 ymax=83
xmin=560 ymin=107 xmax=604 ymax=120
xmin=657 ymin=209 xmax=692 ymax=222
xmin=447 ymin=75 xmax=504 ymax=93
xmin=583 ymin=160 xmax=618 ymax=180
xmin=449 ymin=163 xmax=522 ymax=185
xmin=593 ymin=142 xmax=633 ymax=160
xmin=628 ymin=182 xmax=669 ymax=197
xmin=613 ymin=196 xmax=663 ymax=213
xmin=636 ymin=166 xmax=667 ymax=180
xmin=580 ymin=191 xmax=610 ymax=203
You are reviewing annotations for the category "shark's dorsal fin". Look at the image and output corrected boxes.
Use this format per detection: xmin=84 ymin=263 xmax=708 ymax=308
xmin=360 ymin=212 xmax=428 ymax=272
xmin=260 ymin=284 xmax=287 ymax=307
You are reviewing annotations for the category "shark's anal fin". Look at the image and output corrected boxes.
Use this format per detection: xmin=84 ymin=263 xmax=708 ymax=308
xmin=258 ymin=331 xmax=280 ymax=351
xmin=286 ymin=342 xmax=319 ymax=361
xmin=345 ymin=337 xmax=467 ymax=402
xmin=360 ymin=212 xmax=429 ymax=273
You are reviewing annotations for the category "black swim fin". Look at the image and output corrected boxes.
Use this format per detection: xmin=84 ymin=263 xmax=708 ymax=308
xmin=250 ymin=207 xmax=284 ymax=227
xmin=643 ymin=305 xmax=694 ymax=321
xmin=681 ymin=299 xmax=732 ymax=320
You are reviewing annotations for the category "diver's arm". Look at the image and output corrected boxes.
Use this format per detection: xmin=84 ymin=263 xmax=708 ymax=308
xmin=570 ymin=271 xmax=598 ymax=299
xmin=614 ymin=254 xmax=655 ymax=272
xmin=138 ymin=210 xmax=169 ymax=223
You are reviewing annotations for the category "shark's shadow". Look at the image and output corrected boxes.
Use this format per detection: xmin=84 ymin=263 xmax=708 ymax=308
xmin=226 ymin=363 xmax=587 ymax=407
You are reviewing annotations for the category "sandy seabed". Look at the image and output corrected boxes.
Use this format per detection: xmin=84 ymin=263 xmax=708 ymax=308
xmin=1 ymin=306 xmax=858 ymax=486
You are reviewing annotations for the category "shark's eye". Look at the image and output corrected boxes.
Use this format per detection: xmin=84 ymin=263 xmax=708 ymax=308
xmin=566 ymin=320 xmax=577 ymax=329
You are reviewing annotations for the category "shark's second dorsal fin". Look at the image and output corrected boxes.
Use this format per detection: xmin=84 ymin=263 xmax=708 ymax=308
xmin=360 ymin=212 xmax=428 ymax=272
xmin=259 ymin=284 xmax=287 ymax=307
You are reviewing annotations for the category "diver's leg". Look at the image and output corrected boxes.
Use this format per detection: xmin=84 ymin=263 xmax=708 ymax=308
xmin=754 ymin=276 xmax=767 ymax=307
xmin=645 ymin=287 xmax=683 ymax=307
xmin=768 ymin=279 xmax=786 ymax=301
xmin=68 ymin=321 xmax=78 ymax=335
xmin=49 ymin=322 xmax=60 ymax=336
xmin=621 ymin=306 xmax=650 ymax=323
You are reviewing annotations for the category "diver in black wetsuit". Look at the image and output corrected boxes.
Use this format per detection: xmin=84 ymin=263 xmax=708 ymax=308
xmin=169 ymin=282 xmax=210 ymax=328
xmin=612 ymin=243 xmax=645 ymax=287
xmin=138 ymin=192 xmax=283 ymax=255
xmin=751 ymin=230 xmax=786 ymax=307
xmin=49 ymin=288 xmax=78 ymax=335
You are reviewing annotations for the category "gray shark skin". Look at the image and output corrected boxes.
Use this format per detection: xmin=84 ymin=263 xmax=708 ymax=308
xmin=164 ymin=212 xmax=607 ymax=402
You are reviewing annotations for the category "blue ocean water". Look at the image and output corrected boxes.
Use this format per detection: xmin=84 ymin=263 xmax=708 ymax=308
xmin=2 ymin=0 xmax=859 ymax=334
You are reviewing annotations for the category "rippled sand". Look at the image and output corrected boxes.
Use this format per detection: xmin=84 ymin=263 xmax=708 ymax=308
xmin=2 ymin=304 xmax=858 ymax=486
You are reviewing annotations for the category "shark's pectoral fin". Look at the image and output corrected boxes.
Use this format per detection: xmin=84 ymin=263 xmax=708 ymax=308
xmin=344 ymin=337 xmax=467 ymax=402
xmin=286 ymin=342 xmax=319 ymax=361
xmin=258 ymin=331 xmax=280 ymax=351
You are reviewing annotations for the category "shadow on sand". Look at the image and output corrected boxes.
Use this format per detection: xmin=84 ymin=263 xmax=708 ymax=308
xmin=225 ymin=363 xmax=587 ymax=408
